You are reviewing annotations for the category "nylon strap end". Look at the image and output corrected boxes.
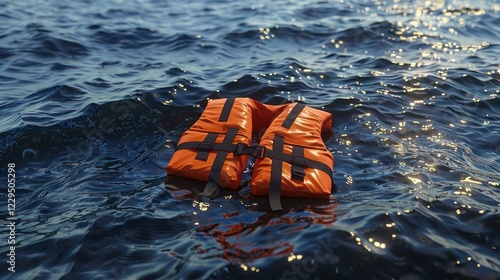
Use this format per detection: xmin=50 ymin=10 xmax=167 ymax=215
xmin=199 ymin=182 xmax=219 ymax=198
xmin=269 ymin=197 xmax=283 ymax=211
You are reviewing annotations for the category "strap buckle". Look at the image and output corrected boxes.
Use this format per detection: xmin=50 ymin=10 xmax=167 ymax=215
xmin=197 ymin=142 xmax=213 ymax=151
xmin=234 ymin=143 xmax=266 ymax=159
xmin=234 ymin=142 xmax=249 ymax=156
xmin=291 ymin=156 xmax=307 ymax=181
xmin=291 ymin=156 xmax=308 ymax=168
xmin=250 ymin=144 xmax=265 ymax=159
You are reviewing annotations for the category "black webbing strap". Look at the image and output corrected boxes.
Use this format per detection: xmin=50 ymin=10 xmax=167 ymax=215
xmin=175 ymin=141 xmax=265 ymax=159
xmin=177 ymin=139 xmax=331 ymax=177
xmin=268 ymin=103 xmax=304 ymax=211
xmin=269 ymin=135 xmax=284 ymax=211
xmin=199 ymin=127 xmax=239 ymax=197
xmin=195 ymin=133 xmax=218 ymax=161
xmin=281 ymin=103 xmax=305 ymax=129
xmin=198 ymin=98 xmax=237 ymax=197
xmin=291 ymin=146 xmax=305 ymax=181
xmin=219 ymin=98 xmax=235 ymax=122
xmin=264 ymin=148 xmax=332 ymax=177
xmin=177 ymin=141 xmax=234 ymax=155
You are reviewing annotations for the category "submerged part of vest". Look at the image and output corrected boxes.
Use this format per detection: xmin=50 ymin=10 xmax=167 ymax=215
xmin=166 ymin=98 xmax=334 ymax=210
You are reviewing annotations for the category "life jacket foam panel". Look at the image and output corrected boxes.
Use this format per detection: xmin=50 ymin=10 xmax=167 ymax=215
xmin=166 ymin=98 xmax=254 ymax=189
xmin=250 ymin=104 xmax=333 ymax=199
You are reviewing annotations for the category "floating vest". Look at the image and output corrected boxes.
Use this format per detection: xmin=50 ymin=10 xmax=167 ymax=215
xmin=166 ymin=98 xmax=334 ymax=210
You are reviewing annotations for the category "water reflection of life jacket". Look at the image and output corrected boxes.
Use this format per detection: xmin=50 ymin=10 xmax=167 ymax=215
xmin=166 ymin=98 xmax=334 ymax=210
xmin=188 ymin=195 xmax=339 ymax=263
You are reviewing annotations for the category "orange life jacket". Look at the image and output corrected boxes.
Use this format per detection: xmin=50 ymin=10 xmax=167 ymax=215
xmin=166 ymin=98 xmax=334 ymax=210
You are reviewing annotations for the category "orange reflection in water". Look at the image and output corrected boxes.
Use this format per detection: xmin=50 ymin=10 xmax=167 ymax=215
xmin=195 ymin=214 xmax=296 ymax=261
xmin=165 ymin=179 xmax=338 ymax=263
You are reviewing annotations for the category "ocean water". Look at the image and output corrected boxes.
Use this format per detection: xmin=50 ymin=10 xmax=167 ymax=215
xmin=1 ymin=0 xmax=499 ymax=279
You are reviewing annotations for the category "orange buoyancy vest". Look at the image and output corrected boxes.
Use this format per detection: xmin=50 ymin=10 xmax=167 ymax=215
xmin=166 ymin=98 xmax=334 ymax=210
xmin=166 ymin=98 xmax=254 ymax=190
xmin=250 ymin=103 xmax=334 ymax=210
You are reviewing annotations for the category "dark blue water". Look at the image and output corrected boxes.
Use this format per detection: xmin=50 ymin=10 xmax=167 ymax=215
xmin=1 ymin=0 xmax=499 ymax=279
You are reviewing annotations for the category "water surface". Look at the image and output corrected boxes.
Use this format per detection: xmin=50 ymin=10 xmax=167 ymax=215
xmin=1 ymin=0 xmax=499 ymax=279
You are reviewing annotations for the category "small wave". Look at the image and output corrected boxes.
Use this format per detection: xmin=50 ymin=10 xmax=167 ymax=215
xmin=296 ymin=4 xmax=354 ymax=21
xmin=91 ymin=27 xmax=199 ymax=51
xmin=0 ymin=46 xmax=14 ymax=59
xmin=33 ymin=35 xmax=89 ymax=58
xmin=25 ymin=85 xmax=87 ymax=102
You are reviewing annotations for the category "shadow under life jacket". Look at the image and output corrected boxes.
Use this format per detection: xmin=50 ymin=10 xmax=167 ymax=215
xmin=166 ymin=98 xmax=334 ymax=210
